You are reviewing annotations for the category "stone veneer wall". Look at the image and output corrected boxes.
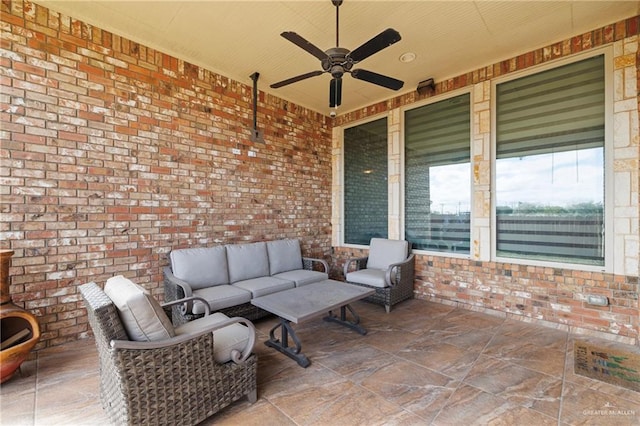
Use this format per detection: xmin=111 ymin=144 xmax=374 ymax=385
xmin=332 ymin=17 xmax=640 ymax=346
xmin=1 ymin=1 xmax=332 ymax=348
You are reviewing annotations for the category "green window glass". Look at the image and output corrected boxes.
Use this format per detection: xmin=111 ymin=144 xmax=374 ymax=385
xmin=344 ymin=118 xmax=388 ymax=245
xmin=405 ymin=94 xmax=471 ymax=253
xmin=495 ymin=55 xmax=605 ymax=265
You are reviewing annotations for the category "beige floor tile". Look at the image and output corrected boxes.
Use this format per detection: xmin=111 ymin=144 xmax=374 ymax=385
xmin=560 ymin=381 xmax=639 ymax=425
xmin=433 ymin=384 xmax=557 ymax=425
xmin=0 ymin=359 xmax=37 ymax=426
xmin=483 ymin=324 xmax=568 ymax=376
xmin=207 ymin=399 xmax=296 ymax=426
xmin=397 ymin=340 xmax=479 ymax=380
xmin=360 ymin=359 xmax=459 ymax=422
xmin=310 ymin=341 xmax=395 ymax=382
xmin=464 ymin=355 xmax=563 ymax=418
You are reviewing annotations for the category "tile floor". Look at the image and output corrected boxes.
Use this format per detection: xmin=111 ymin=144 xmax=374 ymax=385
xmin=1 ymin=299 xmax=639 ymax=425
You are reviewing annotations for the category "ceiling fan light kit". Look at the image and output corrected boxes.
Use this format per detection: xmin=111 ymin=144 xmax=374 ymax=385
xmin=270 ymin=0 xmax=404 ymax=110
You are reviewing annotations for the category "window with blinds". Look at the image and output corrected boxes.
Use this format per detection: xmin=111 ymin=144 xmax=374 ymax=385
xmin=405 ymin=93 xmax=471 ymax=253
xmin=495 ymin=54 xmax=605 ymax=265
xmin=344 ymin=118 xmax=388 ymax=245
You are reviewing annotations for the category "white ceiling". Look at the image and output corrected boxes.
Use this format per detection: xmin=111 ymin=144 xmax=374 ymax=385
xmin=36 ymin=1 xmax=639 ymax=115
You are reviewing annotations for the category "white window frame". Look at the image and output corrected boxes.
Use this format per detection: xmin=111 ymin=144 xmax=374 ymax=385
xmin=400 ymin=88 xmax=474 ymax=258
xmin=339 ymin=113 xmax=390 ymax=248
xmin=490 ymin=48 xmax=614 ymax=272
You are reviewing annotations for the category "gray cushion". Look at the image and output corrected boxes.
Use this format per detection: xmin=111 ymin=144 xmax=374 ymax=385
xmin=267 ymin=239 xmax=303 ymax=275
xmin=273 ymin=269 xmax=328 ymax=287
xmin=346 ymin=269 xmax=388 ymax=288
xmin=366 ymin=238 xmax=409 ymax=270
xmin=170 ymin=246 xmax=229 ymax=289
xmin=174 ymin=312 xmax=254 ymax=364
xmin=226 ymin=242 xmax=269 ymax=283
xmin=191 ymin=285 xmax=252 ymax=315
xmin=233 ymin=276 xmax=295 ymax=297
xmin=104 ymin=275 xmax=176 ymax=341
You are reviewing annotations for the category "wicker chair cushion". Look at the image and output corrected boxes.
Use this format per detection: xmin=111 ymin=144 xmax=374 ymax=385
xmin=273 ymin=269 xmax=328 ymax=287
xmin=233 ymin=276 xmax=295 ymax=297
xmin=366 ymin=238 xmax=409 ymax=270
xmin=104 ymin=275 xmax=176 ymax=341
xmin=226 ymin=242 xmax=269 ymax=283
xmin=174 ymin=312 xmax=254 ymax=363
xmin=266 ymin=239 xmax=303 ymax=275
xmin=345 ymin=269 xmax=388 ymax=288
xmin=191 ymin=285 xmax=253 ymax=315
xmin=170 ymin=246 xmax=229 ymax=289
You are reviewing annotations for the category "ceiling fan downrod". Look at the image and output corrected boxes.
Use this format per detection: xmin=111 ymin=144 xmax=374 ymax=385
xmin=333 ymin=0 xmax=343 ymax=47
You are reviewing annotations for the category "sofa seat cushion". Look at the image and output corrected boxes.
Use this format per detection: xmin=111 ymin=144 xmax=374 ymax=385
xmin=226 ymin=242 xmax=270 ymax=283
xmin=170 ymin=246 xmax=229 ymax=289
xmin=267 ymin=239 xmax=303 ymax=275
xmin=346 ymin=269 xmax=388 ymax=288
xmin=104 ymin=275 xmax=176 ymax=341
xmin=366 ymin=238 xmax=409 ymax=270
xmin=191 ymin=285 xmax=253 ymax=315
xmin=174 ymin=312 xmax=254 ymax=364
xmin=233 ymin=276 xmax=295 ymax=298
xmin=273 ymin=269 xmax=328 ymax=287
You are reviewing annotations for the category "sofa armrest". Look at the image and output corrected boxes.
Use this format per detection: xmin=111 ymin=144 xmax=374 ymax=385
xmin=162 ymin=296 xmax=210 ymax=316
xmin=385 ymin=253 xmax=415 ymax=287
xmin=343 ymin=256 xmax=368 ymax=277
xmin=302 ymin=257 xmax=329 ymax=273
xmin=163 ymin=266 xmax=194 ymax=312
xmin=111 ymin=316 xmax=256 ymax=364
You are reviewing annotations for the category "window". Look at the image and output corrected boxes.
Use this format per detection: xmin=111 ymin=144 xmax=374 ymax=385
xmin=405 ymin=94 xmax=471 ymax=253
xmin=495 ymin=55 xmax=605 ymax=266
xmin=343 ymin=118 xmax=388 ymax=245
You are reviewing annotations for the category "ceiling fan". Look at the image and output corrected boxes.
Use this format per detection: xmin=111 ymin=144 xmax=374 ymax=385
xmin=270 ymin=0 xmax=404 ymax=109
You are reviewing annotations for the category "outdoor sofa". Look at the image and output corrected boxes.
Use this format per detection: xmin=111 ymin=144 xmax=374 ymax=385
xmin=164 ymin=239 xmax=329 ymax=325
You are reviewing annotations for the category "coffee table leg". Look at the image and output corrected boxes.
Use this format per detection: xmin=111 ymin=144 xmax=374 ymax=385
xmin=265 ymin=317 xmax=310 ymax=368
xmin=323 ymin=304 xmax=367 ymax=335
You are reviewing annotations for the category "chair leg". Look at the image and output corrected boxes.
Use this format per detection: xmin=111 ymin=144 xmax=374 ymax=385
xmin=385 ymin=304 xmax=391 ymax=313
xmin=247 ymin=389 xmax=257 ymax=403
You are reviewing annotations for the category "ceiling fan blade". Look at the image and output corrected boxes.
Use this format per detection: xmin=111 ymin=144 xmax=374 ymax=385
xmin=270 ymin=70 xmax=324 ymax=88
xmin=351 ymin=69 xmax=404 ymax=90
xmin=329 ymin=78 xmax=342 ymax=108
xmin=281 ymin=32 xmax=329 ymax=61
xmin=348 ymin=28 xmax=401 ymax=63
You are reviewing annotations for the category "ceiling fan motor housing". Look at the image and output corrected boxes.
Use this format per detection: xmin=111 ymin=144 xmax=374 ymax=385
xmin=323 ymin=47 xmax=352 ymax=78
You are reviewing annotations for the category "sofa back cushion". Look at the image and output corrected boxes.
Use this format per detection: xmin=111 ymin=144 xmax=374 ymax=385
xmin=170 ymin=246 xmax=229 ymax=289
xmin=226 ymin=242 xmax=269 ymax=283
xmin=104 ymin=275 xmax=175 ymax=342
xmin=366 ymin=238 xmax=409 ymax=270
xmin=267 ymin=239 xmax=303 ymax=275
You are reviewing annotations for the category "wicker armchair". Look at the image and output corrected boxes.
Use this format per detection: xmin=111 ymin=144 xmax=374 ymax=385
xmin=79 ymin=281 xmax=257 ymax=426
xmin=343 ymin=238 xmax=415 ymax=313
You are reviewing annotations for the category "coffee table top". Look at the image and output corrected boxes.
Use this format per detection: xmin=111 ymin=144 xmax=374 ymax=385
xmin=251 ymin=279 xmax=374 ymax=323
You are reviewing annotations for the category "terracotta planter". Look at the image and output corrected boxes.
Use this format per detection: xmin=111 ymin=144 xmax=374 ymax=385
xmin=0 ymin=250 xmax=41 ymax=384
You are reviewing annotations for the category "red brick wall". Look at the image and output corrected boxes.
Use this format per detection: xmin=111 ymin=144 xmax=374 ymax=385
xmin=1 ymin=1 xmax=332 ymax=348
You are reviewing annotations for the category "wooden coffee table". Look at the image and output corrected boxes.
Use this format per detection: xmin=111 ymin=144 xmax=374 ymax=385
xmin=251 ymin=279 xmax=374 ymax=367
